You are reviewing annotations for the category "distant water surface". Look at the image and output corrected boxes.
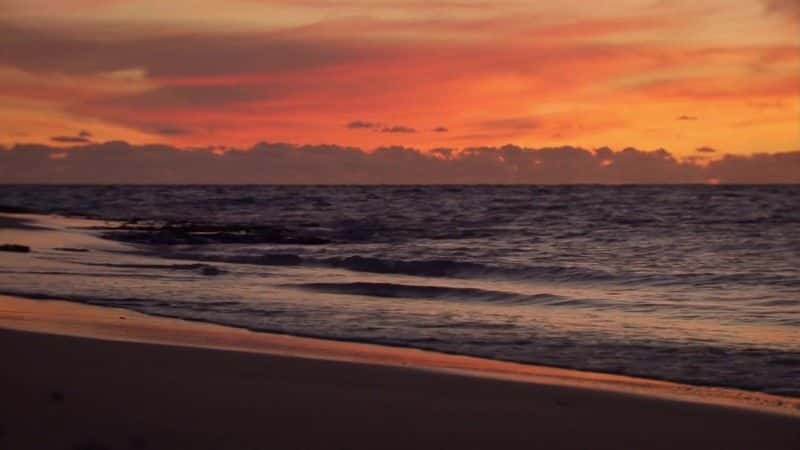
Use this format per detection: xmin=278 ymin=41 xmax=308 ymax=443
xmin=0 ymin=185 xmax=798 ymax=396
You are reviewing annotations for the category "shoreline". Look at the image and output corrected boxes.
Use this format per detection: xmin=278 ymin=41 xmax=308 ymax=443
xmin=2 ymin=294 xmax=800 ymax=449
xmin=1 ymin=294 xmax=798 ymax=418
xmin=3 ymin=211 xmax=799 ymax=402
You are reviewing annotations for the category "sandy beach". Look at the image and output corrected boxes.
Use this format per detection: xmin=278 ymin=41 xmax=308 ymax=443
xmin=0 ymin=295 xmax=798 ymax=450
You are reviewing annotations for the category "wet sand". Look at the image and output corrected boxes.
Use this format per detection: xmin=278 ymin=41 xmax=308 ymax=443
xmin=0 ymin=295 xmax=798 ymax=450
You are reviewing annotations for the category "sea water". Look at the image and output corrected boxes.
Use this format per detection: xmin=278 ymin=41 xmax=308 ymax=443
xmin=0 ymin=185 xmax=798 ymax=395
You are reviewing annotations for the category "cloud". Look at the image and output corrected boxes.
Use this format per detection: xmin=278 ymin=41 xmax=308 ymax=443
xmin=479 ymin=117 xmax=540 ymax=130
xmin=381 ymin=126 xmax=416 ymax=133
xmin=156 ymin=126 xmax=192 ymax=136
xmin=347 ymin=120 xmax=380 ymax=129
xmin=633 ymin=74 xmax=800 ymax=102
xmin=2 ymin=141 xmax=797 ymax=184
xmin=347 ymin=121 xmax=418 ymax=134
xmin=92 ymin=84 xmax=277 ymax=110
xmin=50 ymin=136 xmax=91 ymax=143
xmin=677 ymin=115 xmax=698 ymax=121
xmin=433 ymin=127 xmax=449 ymax=133
xmin=696 ymin=146 xmax=717 ymax=153
xmin=0 ymin=22 xmax=382 ymax=78
xmin=682 ymin=155 xmax=708 ymax=164
xmin=50 ymin=131 xmax=93 ymax=144
xmin=348 ymin=122 xmax=419 ymax=133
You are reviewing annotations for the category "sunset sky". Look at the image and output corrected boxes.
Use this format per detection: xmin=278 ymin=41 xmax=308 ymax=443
xmin=1 ymin=0 xmax=798 ymax=160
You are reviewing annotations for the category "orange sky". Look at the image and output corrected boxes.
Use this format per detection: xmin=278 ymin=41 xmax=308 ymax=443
xmin=1 ymin=0 xmax=798 ymax=158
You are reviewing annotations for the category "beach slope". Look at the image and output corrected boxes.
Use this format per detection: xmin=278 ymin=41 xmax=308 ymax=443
xmin=0 ymin=295 xmax=798 ymax=450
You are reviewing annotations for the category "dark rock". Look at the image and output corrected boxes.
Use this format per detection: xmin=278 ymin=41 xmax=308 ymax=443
xmin=0 ymin=204 xmax=35 ymax=214
xmin=0 ymin=216 xmax=43 ymax=230
xmin=71 ymin=439 xmax=111 ymax=450
xmin=258 ymin=254 xmax=303 ymax=265
xmin=49 ymin=389 xmax=64 ymax=402
xmin=0 ymin=244 xmax=30 ymax=253
xmin=199 ymin=265 xmax=224 ymax=276
xmin=129 ymin=436 xmax=149 ymax=449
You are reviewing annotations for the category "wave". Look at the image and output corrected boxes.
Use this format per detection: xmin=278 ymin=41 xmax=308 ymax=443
xmin=206 ymin=253 xmax=617 ymax=282
xmin=3 ymin=288 xmax=799 ymax=397
xmin=99 ymin=223 xmax=331 ymax=246
xmin=80 ymin=262 xmax=226 ymax=276
xmin=178 ymin=252 xmax=800 ymax=289
xmin=288 ymin=281 xmax=563 ymax=304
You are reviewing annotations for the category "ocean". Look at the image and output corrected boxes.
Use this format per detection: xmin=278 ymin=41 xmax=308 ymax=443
xmin=1 ymin=185 xmax=798 ymax=396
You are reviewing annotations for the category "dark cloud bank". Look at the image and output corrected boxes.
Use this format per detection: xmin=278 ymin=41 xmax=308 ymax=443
xmin=1 ymin=142 xmax=798 ymax=184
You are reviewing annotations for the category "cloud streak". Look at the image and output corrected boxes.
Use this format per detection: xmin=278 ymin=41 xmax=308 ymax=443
xmin=347 ymin=121 xmax=418 ymax=133
xmin=762 ymin=0 xmax=800 ymax=22
xmin=347 ymin=120 xmax=380 ymax=129
xmin=50 ymin=136 xmax=92 ymax=144
xmin=0 ymin=22 xmax=381 ymax=78
xmin=381 ymin=126 xmax=416 ymax=134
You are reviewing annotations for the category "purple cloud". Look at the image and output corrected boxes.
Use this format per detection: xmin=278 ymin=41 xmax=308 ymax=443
xmin=2 ymin=141 xmax=798 ymax=184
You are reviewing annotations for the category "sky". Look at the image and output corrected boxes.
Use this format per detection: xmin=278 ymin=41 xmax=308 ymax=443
xmin=0 ymin=0 xmax=798 ymax=182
